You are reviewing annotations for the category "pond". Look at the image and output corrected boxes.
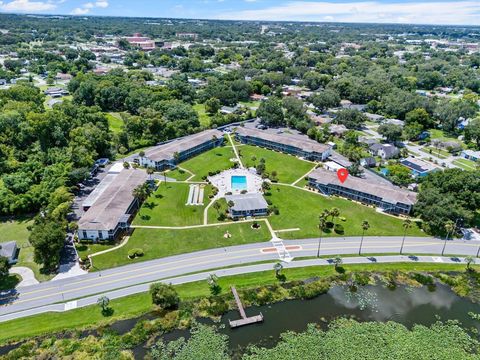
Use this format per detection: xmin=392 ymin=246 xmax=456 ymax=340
xmin=2 ymin=283 xmax=479 ymax=359
xmin=133 ymin=283 xmax=480 ymax=358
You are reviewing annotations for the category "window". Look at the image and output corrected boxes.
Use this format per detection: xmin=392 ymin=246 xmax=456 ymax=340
xmin=99 ymin=231 xmax=103 ymax=239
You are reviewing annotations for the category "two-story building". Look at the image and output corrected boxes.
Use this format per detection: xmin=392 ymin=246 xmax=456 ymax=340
xmin=308 ymin=168 xmax=417 ymax=214
xmin=136 ymin=129 xmax=225 ymax=171
xmin=77 ymin=168 xmax=150 ymax=242
xmin=235 ymin=126 xmax=332 ymax=162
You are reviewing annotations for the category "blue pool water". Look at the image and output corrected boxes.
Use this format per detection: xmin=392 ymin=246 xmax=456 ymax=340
xmin=231 ymin=175 xmax=247 ymax=191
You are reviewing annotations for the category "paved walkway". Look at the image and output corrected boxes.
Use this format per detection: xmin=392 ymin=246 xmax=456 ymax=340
xmin=9 ymin=267 xmax=39 ymax=287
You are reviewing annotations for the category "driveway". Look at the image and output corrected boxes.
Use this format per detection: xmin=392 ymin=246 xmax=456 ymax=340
xmin=9 ymin=267 xmax=39 ymax=287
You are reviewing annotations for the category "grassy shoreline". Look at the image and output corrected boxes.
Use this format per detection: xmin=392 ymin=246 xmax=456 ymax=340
xmin=1 ymin=262 xmax=478 ymax=345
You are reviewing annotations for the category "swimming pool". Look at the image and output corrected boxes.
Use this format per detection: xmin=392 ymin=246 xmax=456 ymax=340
xmin=231 ymin=175 xmax=247 ymax=191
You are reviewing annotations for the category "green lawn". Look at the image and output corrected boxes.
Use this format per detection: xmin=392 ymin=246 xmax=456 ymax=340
xmin=239 ymin=145 xmax=316 ymax=184
xmin=133 ymin=182 xmax=213 ymax=226
xmin=165 ymin=168 xmax=192 ymax=181
xmin=76 ymin=242 xmax=116 ymax=259
xmin=453 ymin=158 xmax=477 ymax=170
xmin=1 ymin=261 xmax=475 ymax=344
xmin=177 ymin=146 xmax=236 ymax=181
xmin=92 ymin=223 xmax=271 ymax=270
xmin=0 ymin=217 xmax=53 ymax=282
xmin=429 ymin=129 xmax=465 ymax=147
xmin=207 ymin=198 xmax=229 ymax=223
xmin=420 ymin=147 xmax=449 ymax=159
xmin=106 ymin=112 xmax=124 ymax=134
xmin=266 ymin=185 xmax=424 ymax=239
xmin=193 ymin=103 xmax=211 ymax=127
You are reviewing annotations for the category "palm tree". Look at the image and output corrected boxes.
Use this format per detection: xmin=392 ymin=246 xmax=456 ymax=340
xmin=442 ymin=220 xmax=455 ymax=256
xmin=465 ymin=256 xmax=475 ymax=272
xmin=213 ymin=201 xmax=221 ymax=215
xmin=359 ymin=220 xmax=370 ymax=255
xmin=123 ymin=161 xmax=130 ymax=169
xmin=139 ymin=150 xmax=145 ymax=159
xmin=251 ymin=155 xmax=257 ymax=166
xmin=400 ymin=219 xmax=412 ymax=254
xmin=330 ymin=207 xmax=340 ymax=224
xmin=173 ymin=151 xmax=180 ymax=165
xmin=97 ymin=296 xmax=110 ymax=315
xmin=318 ymin=214 xmax=328 ymax=257
xmin=333 ymin=256 xmax=343 ymax=271
xmin=146 ymin=167 xmax=154 ymax=181
xmin=163 ymin=171 xmax=167 ymax=185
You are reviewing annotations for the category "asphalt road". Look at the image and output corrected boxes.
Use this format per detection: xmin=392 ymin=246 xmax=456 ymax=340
xmin=1 ymin=236 xmax=479 ymax=320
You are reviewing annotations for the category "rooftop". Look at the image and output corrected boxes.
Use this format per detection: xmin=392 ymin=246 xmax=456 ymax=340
xmin=0 ymin=241 xmax=17 ymax=259
xmin=143 ymin=129 xmax=224 ymax=162
xmin=236 ymin=126 xmax=331 ymax=154
xmin=309 ymin=167 xmax=417 ymax=205
xmin=225 ymin=193 xmax=268 ymax=212
xmin=78 ymin=168 xmax=149 ymax=231
xmin=400 ymin=157 xmax=439 ymax=173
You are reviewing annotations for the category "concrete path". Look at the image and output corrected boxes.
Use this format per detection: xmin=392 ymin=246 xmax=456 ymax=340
xmin=228 ymin=133 xmax=244 ymax=168
xmin=0 ymin=254 xmax=476 ymax=323
xmin=9 ymin=267 xmax=39 ymax=287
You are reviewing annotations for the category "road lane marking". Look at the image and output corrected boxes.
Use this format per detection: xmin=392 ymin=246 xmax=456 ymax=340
xmin=3 ymin=239 xmax=477 ymax=306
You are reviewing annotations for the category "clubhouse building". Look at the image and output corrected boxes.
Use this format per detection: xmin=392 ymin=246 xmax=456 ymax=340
xmin=235 ymin=126 xmax=332 ymax=162
xmin=136 ymin=129 xmax=225 ymax=171
xmin=77 ymin=168 xmax=150 ymax=241
xmin=308 ymin=168 xmax=417 ymax=214
xmin=225 ymin=193 xmax=269 ymax=219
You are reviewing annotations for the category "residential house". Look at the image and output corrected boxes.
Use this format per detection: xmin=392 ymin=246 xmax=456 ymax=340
xmin=225 ymin=193 xmax=268 ymax=219
xmin=328 ymin=124 xmax=348 ymax=137
xmin=44 ymin=87 xmax=69 ymax=97
xmin=461 ymin=150 xmax=480 ymax=162
xmin=0 ymin=241 xmax=18 ymax=264
xmin=369 ymin=143 xmax=399 ymax=160
xmin=360 ymin=157 xmax=376 ymax=168
xmin=308 ymin=168 xmax=417 ymax=214
xmin=364 ymin=113 xmax=384 ymax=122
xmin=400 ymin=157 xmax=440 ymax=177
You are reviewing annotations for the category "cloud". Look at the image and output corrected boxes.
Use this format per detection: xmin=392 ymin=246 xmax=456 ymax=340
xmin=70 ymin=0 xmax=108 ymax=15
xmin=95 ymin=1 xmax=108 ymax=8
xmin=215 ymin=1 xmax=480 ymax=25
xmin=0 ymin=0 xmax=56 ymax=12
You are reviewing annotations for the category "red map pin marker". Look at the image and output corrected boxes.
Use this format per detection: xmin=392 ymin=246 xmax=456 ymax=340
xmin=337 ymin=168 xmax=349 ymax=183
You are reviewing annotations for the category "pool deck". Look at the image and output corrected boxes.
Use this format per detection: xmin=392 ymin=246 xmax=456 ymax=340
xmin=208 ymin=168 xmax=263 ymax=196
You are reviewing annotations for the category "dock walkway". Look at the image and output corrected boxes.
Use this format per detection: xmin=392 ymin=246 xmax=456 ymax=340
xmin=229 ymin=286 xmax=263 ymax=328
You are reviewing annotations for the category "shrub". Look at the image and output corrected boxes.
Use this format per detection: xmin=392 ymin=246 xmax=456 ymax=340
xmin=334 ymin=224 xmax=344 ymax=234
xmin=150 ymin=283 xmax=180 ymax=310
xmin=290 ymin=280 xmax=330 ymax=299
xmin=411 ymin=272 xmax=434 ymax=285
xmin=128 ymin=248 xmax=144 ymax=259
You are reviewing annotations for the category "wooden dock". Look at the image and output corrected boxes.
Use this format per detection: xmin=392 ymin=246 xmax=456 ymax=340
xmin=229 ymin=286 xmax=264 ymax=328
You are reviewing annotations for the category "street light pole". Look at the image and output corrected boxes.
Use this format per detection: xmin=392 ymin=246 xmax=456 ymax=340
xmin=317 ymin=236 xmax=322 ymax=258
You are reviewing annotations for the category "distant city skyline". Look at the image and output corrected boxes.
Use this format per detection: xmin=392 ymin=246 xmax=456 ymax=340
xmin=0 ymin=0 xmax=479 ymax=25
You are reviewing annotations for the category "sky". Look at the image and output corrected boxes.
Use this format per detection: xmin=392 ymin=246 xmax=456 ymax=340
xmin=0 ymin=0 xmax=479 ymax=25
